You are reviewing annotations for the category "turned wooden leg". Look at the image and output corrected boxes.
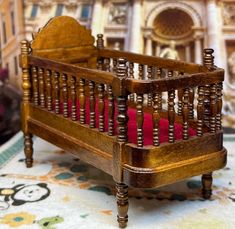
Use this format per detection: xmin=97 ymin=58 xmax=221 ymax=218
xmin=116 ymin=183 xmax=128 ymax=228
xmin=24 ymin=133 xmax=33 ymax=168
xmin=202 ymin=172 xmax=213 ymax=199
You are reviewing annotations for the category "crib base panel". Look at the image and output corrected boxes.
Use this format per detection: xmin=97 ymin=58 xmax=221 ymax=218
xmin=123 ymin=148 xmax=227 ymax=188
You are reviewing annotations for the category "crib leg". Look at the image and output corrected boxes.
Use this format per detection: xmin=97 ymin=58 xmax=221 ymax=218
xmin=116 ymin=183 xmax=129 ymax=228
xmin=202 ymin=172 xmax=213 ymax=199
xmin=24 ymin=133 xmax=33 ymax=168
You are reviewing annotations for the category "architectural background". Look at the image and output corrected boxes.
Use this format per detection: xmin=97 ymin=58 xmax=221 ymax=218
xmin=0 ymin=0 xmax=235 ymax=127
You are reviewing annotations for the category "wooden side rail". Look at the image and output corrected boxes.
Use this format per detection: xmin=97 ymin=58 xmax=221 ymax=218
xmin=124 ymin=69 xmax=224 ymax=93
xmin=98 ymin=48 xmax=208 ymax=74
xmin=27 ymin=56 xmax=119 ymax=91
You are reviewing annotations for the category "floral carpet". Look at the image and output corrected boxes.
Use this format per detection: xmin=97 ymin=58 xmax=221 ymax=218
xmin=0 ymin=134 xmax=234 ymax=228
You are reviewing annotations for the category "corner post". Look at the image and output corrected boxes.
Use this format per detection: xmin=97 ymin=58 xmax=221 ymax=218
xmin=21 ymin=40 xmax=33 ymax=168
xmin=114 ymin=58 xmax=129 ymax=228
xmin=202 ymin=48 xmax=215 ymax=199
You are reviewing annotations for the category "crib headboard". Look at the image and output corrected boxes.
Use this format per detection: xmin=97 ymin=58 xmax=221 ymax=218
xmin=30 ymin=16 xmax=97 ymax=68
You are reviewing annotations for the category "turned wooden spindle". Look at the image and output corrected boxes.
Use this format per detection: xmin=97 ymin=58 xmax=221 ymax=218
xmin=138 ymin=64 xmax=144 ymax=80
xmin=32 ymin=66 xmax=39 ymax=106
xmin=136 ymin=94 xmax=144 ymax=147
xmin=153 ymin=92 xmax=160 ymax=146
xmin=24 ymin=133 xmax=33 ymax=168
xmin=129 ymin=62 xmax=135 ymax=101
xmin=62 ymin=74 xmax=68 ymax=118
xmin=203 ymin=49 xmax=217 ymax=133
xmin=156 ymin=68 xmax=163 ymax=111
xmin=89 ymin=81 xmax=95 ymax=128
xmin=197 ymin=86 xmax=204 ymax=137
xmin=116 ymin=58 xmax=129 ymax=143
xmin=21 ymin=40 xmax=33 ymax=168
xmin=210 ymin=83 xmax=217 ymax=133
xmin=147 ymin=66 xmax=153 ymax=107
xmin=202 ymin=49 xmax=215 ymax=199
xmin=216 ymin=82 xmax=223 ymax=130
xmin=46 ymin=69 xmax=52 ymax=111
xmin=97 ymin=34 xmax=104 ymax=49
xmin=189 ymin=88 xmax=195 ymax=119
xmin=21 ymin=40 xmax=31 ymax=103
xmin=79 ymin=78 xmax=86 ymax=124
xmin=168 ymin=70 xmax=175 ymax=143
xmin=38 ymin=67 xmax=45 ymax=108
xmin=108 ymin=85 xmax=114 ymax=136
xmin=116 ymin=58 xmax=129 ymax=228
xmin=104 ymin=58 xmax=111 ymax=72
xmin=202 ymin=172 xmax=213 ymax=199
xmin=178 ymin=90 xmax=183 ymax=115
xmin=97 ymin=34 xmax=104 ymax=71
xmin=177 ymin=73 xmax=184 ymax=115
xmin=182 ymin=88 xmax=189 ymax=140
xmin=98 ymin=83 xmax=105 ymax=132
xmin=116 ymin=183 xmax=128 ymax=228
xmin=97 ymin=35 xmax=104 ymax=129
xmin=203 ymin=49 xmax=214 ymax=125
xmin=70 ymin=76 xmax=77 ymax=121
xmin=54 ymin=72 xmax=60 ymax=114
xmin=113 ymin=58 xmax=118 ymax=74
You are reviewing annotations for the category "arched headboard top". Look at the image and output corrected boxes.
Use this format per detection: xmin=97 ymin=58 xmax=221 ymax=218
xmin=30 ymin=16 xmax=97 ymax=66
xmin=31 ymin=16 xmax=95 ymax=50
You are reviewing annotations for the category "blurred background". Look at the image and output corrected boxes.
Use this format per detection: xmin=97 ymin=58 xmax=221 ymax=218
xmin=0 ymin=0 xmax=235 ymax=144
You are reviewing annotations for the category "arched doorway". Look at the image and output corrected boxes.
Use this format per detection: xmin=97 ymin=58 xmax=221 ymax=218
xmin=144 ymin=6 xmax=204 ymax=63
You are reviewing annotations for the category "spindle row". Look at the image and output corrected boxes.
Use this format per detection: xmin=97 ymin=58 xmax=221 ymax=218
xmin=30 ymin=66 xmax=115 ymax=136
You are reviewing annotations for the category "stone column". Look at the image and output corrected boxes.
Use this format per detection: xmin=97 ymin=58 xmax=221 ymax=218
xmin=91 ymin=0 xmax=104 ymax=37
xmin=145 ymin=37 xmax=152 ymax=55
xmin=185 ymin=44 xmax=191 ymax=62
xmin=129 ymin=0 xmax=143 ymax=53
xmin=155 ymin=43 xmax=161 ymax=56
xmin=206 ymin=0 xmax=222 ymax=66
xmin=194 ymin=37 xmax=202 ymax=64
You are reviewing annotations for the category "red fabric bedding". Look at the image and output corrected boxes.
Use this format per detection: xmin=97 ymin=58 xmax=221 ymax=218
xmin=61 ymin=99 xmax=196 ymax=146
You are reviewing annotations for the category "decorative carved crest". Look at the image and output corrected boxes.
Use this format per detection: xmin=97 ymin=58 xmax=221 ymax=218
xmin=31 ymin=16 xmax=95 ymax=51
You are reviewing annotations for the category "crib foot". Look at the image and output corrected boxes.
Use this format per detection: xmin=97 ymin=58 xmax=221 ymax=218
xmin=202 ymin=172 xmax=213 ymax=199
xmin=116 ymin=183 xmax=128 ymax=228
xmin=24 ymin=133 xmax=33 ymax=168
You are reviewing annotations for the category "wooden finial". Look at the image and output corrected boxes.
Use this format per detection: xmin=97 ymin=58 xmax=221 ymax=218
xmin=203 ymin=49 xmax=214 ymax=70
xmin=97 ymin=34 xmax=104 ymax=48
xmin=21 ymin=40 xmax=30 ymax=55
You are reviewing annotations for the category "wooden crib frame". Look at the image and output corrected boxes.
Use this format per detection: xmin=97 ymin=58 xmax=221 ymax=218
xmin=20 ymin=16 xmax=227 ymax=228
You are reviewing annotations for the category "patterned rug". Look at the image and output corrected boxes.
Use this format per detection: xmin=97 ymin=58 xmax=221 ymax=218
xmin=0 ymin=134 xmax=234 ymax=229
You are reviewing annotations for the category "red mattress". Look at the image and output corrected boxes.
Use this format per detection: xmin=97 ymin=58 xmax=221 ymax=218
xmin=61 ymin=99 xmax=196 ymax=146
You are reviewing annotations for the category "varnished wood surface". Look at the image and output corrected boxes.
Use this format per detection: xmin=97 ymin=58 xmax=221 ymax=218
xmin=21 ymin=16 xmax=227 ymax=228
xmin=98 ymin=48 xmax=208 ymax=74
xmin=29 ymin=105 xmax=116 ymax=156
xmin=28 ymin=118 xmax=113 ymax=174
xmin=123 ymin=148 xmax=226 ymax=188
xmin=28 ymin=56 xmax=117 ymax=86
xmin=125 ymin=69 xmax=224 ymax=94
xmin=124 ymin=132 xmax=223 ymax=168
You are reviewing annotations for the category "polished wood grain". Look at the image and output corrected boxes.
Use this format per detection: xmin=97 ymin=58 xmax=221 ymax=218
xmin=20 ymin=16 xmax=227 ymax=228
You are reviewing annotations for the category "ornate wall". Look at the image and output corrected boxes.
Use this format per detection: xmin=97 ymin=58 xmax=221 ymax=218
xmin=0 ymin=0 xmax=25 ymax=88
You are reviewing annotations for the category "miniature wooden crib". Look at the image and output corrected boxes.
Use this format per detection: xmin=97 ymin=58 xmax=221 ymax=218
xmin=20 ymin=16 xmax=227 ymax=228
